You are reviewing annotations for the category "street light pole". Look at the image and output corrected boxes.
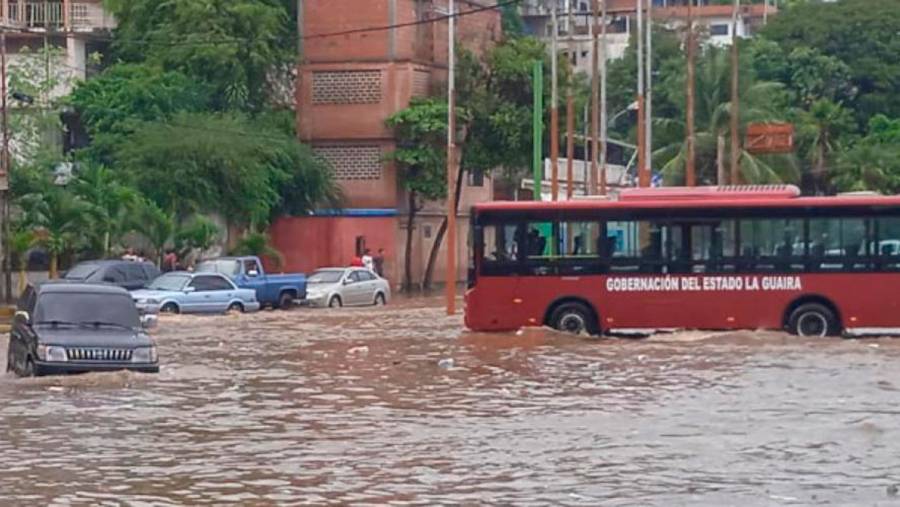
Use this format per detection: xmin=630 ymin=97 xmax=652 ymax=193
xmin=1 ymin=28 xmax=10 ymax=302
xmin=550 ymin=1 xmax=559 ymax=201
xmin=445 ymin=0 xmax=457 ymax=316
xmin=730 ymin=0 xmax=741 ymax=184
xmin=645 ymin=0 xmax=653 ymax=185
xmin=599 ymin=0 xmax=608 ymax=195
xmin=685 ymin=0 xmax=697 ymax=186
xmin=589 ymin=0 xmax=599 ymax=195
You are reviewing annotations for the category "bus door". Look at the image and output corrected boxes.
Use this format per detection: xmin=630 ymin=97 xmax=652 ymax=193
xmin=476 ymin=222 xmax=528 ymax=330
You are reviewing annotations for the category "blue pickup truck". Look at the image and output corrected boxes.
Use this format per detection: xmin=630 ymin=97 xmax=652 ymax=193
xmin=195 ymin=256 xmax=306 ymax=309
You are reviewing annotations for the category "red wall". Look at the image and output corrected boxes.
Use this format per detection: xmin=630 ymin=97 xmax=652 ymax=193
xmin=270 ymin=216 xmax=398 ymax=282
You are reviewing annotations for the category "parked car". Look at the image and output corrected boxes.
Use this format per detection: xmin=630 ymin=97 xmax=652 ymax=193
xmin=132 ymin=272 xmax=261 ymax=315
xmin=195 ymin=256 xmax=306 ymax=309
xmin=7 ymin=282 xmax=159 ymax=377
xmin=305 ymin=267 xmax=390 ymax=308
xmin=63 ymin=260 xmax=161 ymax=291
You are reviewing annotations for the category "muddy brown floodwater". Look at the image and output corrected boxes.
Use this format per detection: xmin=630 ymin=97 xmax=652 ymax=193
xmin=1 ymin=298 xmax=899 ymax=506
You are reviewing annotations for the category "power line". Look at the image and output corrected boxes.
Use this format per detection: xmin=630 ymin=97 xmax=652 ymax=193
xmin=0 ymin=0 xmax=519 ymax=49
xmin=302 ymin=0 xmax=518 ymax=41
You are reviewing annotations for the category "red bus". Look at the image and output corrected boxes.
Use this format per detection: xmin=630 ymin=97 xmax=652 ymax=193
xmin=465 ymin=186 xmax=900 ymax=337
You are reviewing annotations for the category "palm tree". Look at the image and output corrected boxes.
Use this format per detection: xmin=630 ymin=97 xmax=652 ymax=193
xmin=230 ymin=231 xmax=284 ymax=269
xmin=653 ymin=46 xmax=798 ymax=185
xmin=71 ymin=164 xmax=139 ymax=256
xmin=19 ymin=187 xmax=90 ymax=278
xmin=795 ymin=99 xmax=853 ymax=194
xmin=10 ymin=227 xmax=35 ymax=297
xmin=130 ymin=199 xmax=176 ymax=267
xmin=175 ymin=215 xmax=220 ymax=261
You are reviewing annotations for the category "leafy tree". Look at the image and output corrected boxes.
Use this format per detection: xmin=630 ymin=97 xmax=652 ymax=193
xmin=19 ymin=185 xmax=90 ymax=278
xmin=71 ymin=164 xmax=140 ymax=256
xmin=750 ymin=40 xmax=855 ymax=109
xmin=500 ymin=3 xmax=525 ymax=37
xmin=762 ymin=0 xmax=900 ymax=124
xmin=386 ymin=98 xmax=451 ymax=292
xmin=113 ymin=112 xmax=339 ymax=228
xmin=832 ymin=115 xmax=900 ymax=194
xmin=69 ymin=64 xmax=210 ymax=164
xmin=105 ymin=0 xmax=294 ymax=111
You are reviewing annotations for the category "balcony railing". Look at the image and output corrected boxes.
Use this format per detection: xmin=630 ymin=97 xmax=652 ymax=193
xmin=3 ymin=1 xmax=116 ymax=31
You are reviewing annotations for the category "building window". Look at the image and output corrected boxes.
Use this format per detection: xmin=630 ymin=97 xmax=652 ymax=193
xmin=312 ymin=70 xmax=383 ymax=105
xmin=314 ymin=145 xmax=383 ymax=180
xmin=710 ymin=24 xmax=730 ymax=37
xmin=468 ymin=168 xmax=485 ymax=187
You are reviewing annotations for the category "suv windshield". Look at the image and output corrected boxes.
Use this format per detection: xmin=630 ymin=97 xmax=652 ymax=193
xmin=64 ymin=264 xmax=101 ymax=280
xmin=309 ymin=270 xmax=344 ymax=284
xmin=34 ymin=293 xmax=139 ymax=328
xmin=147 ymin=274 xmax=191 ymax=291
xmin=196 ymin=260 xmax=241 ymax=276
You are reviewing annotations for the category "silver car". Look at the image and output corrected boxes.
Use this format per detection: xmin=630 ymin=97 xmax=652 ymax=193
xmin=305 ymin=268 xmax=390 ymax=308
xmin=132 ymin=272 xmax=261 ymax=314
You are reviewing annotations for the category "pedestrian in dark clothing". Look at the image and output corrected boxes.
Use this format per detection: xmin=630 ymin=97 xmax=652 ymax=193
xmin=374 ymin=248 xmax=386 ymax=277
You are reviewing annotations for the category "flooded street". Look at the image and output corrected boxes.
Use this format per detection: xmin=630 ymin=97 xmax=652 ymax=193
xmin=1 ymin=299 xmax=899 ymax=506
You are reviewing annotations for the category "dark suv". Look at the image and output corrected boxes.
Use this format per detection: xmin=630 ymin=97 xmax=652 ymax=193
xmin=7 ymin=282 xmax=160 ymax=377
xmin=64 ymin=260 xmax=161 ymax=291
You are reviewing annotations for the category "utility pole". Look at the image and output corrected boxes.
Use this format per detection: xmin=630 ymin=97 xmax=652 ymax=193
xmin=550 ymin=1 xmax=559 ymax=201
xmin=685 ymin=0 xmax=696 ymax=186
xmin=532 ymin=60 xmax=543 ymax=201
xmin=636 ymin=0 xmax=648 ymax=187
xmin=1 ymin=27 xmax=9 ymax=302
xmin=645 ymin=0 xmax=653 ymax=186
xmin=599 ymin=0 xmax=607 ymax=195
xmin=445 ymin=0 xmax=457 ymax=315
xmin=589 ymin=0 xmax=599 ymax=195
xmin=730 ymin=0 xmax=741 ymax=185
xmin=566 ymin=0 xmax=575 ymax=200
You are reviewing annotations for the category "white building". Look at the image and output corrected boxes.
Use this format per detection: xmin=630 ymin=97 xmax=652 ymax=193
xmin=520 ymin=0 xmax=776 ymax=76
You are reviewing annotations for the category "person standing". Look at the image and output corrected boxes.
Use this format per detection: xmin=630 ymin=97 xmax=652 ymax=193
xmin=373 ymin=248 xmax=386 ymax=277
xmin=361 ymin=249 xmax=374 ymax=271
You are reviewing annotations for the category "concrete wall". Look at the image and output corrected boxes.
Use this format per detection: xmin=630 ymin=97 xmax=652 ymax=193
xmin=270 ymin=216 xmax=399 ymax=283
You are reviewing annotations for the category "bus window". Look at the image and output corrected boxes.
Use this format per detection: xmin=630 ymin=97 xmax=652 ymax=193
xmin=739 ymin=218 xmax=804 ymax=272
xmin=522 ymin=221 xmax=554 ymax=275
xmin=809 ymin=217 xmax=870 ymax=271
xmin=481 ymin=223 xmax=521 ymax=276
xmin=876 ymin=217 xmax=900 ymax=270
xmin=606 ymin=221 xmax=665 ymax=273
xmin=686 ymin=220 xmax=738 ymax=273
xmin=557 ymin=221 xmax=602 ymax=275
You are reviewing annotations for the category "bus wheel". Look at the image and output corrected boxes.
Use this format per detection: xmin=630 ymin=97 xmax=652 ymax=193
xmin=550 ymin=302 xmax=596 ymax=336
xmin=788 ymin=303 xmax=838 ymax=338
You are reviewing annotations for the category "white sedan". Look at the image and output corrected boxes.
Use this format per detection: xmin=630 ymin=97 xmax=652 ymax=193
xmin=304 ymin=268 xmax=390 ymax=308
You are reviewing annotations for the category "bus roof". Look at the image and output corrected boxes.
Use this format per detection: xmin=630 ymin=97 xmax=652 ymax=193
xmin=473 ymin=186 xmax=900 ymax=212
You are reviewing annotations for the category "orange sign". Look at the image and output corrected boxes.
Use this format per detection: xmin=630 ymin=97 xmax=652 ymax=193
xmin=745 ymin=123 xmax=794 ymax=154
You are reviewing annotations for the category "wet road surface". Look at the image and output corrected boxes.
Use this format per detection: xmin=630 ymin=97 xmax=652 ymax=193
xmin=1 ymin=298 xmax=899 ymax=506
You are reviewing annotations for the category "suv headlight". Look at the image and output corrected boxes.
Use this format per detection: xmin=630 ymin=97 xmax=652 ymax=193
xmin=132 ymin=346 xmax=158 ymax=364
xmin=36 ymin=345 xmax=67 ymax=362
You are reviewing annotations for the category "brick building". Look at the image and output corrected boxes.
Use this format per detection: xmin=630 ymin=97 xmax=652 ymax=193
xmin=272 ymin=0 xmax=502 ymax=287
